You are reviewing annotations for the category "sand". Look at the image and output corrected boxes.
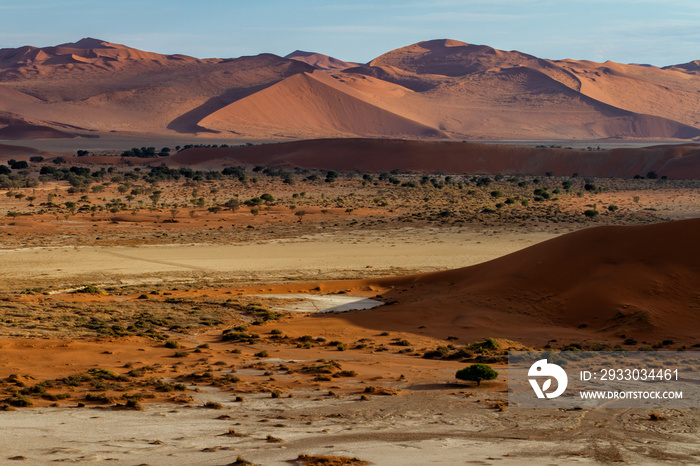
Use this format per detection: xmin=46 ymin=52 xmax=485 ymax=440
xmin=0 ymin=228 xmax=557 ymax=292
xmin=167 ymin=138 xmax=700 ymax=178
xmin=0 ymin=213 xmax=697 ymax=464
xmin=2 ymin=38 xmax=700 ymax=140
xmin=249 ymin=294 xmax=384 ymax=313
xmin=1 ymin=35 xmax=699 ymax=464
xmin=2 ymin=389 xmax=697 ymax=465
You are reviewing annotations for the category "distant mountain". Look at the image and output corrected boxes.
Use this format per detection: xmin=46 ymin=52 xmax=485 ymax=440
xmin=0 ymin=38 xmax=699 ymax=140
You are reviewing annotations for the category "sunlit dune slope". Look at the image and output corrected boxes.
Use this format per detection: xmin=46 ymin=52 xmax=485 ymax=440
xmin=197 ymin=71 xmax=446 ymax=138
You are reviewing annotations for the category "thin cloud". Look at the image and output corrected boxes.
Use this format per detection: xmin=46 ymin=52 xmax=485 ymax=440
xmin=394 ymin=11 xmax=556 ymax=22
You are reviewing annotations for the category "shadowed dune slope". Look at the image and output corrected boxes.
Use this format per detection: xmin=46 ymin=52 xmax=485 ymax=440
xmin=0 ymin=112 xmax=88 ymax=139
xmin=309 ymin=219 xmax=700 ymax=344
xmin=0 ymin=142 xmax=43 ymax=157
xmin=167 ymin=138 xmax=700 ymax=179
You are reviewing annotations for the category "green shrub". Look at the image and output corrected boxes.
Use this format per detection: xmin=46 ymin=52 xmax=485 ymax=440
xmin=471 ymin=338 xmax=498 ymax=351
xmin=85 ymin=393 xmax=112 ymax=404
xmin=455 ymin=363 xmax=499 ymax=386
xmin=221 ymin=330 xmax=259 ymax=343
xmin=422 ymin=346 xmax=450 ymax=359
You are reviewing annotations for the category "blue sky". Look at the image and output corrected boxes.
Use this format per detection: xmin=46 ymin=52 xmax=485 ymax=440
xmin=1 ymin=0 xmax=699 ymax=66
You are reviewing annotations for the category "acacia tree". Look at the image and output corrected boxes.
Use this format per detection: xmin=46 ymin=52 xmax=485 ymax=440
xmin=456 ymin=364 xmax=498 ymax=386
xmin=150 ymin=190 xmax=162 ymax=207
xmin=295 ymin=210 xmax=307 ymax=223
xmin=224 ymin=198 xmax=240 ymax=211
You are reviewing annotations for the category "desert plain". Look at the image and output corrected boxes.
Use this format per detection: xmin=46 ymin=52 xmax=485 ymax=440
xmin=0 ymin=37 xmax=698 ymax=465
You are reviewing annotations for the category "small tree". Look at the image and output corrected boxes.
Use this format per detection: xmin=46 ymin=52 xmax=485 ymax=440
xmin=295 ymin=210 xmax=307 ymax=223
xmin=224 ymin=198 xmax=240 ymax=211
xmin=456 ymin=363 xmax=498 ymax=386
xmin=150 ymin=190 xmax=162 ymax=207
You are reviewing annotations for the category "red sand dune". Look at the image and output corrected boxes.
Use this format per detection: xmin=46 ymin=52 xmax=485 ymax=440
xmin=197 ymin=71 xmax=446 ymax=138
xmin=0 ymin=142 xmax=43 ymax=157
xmin=283 ymin=219 xmax=700 ymax=345
xmin=0 ymin=112 xmax=90 ymax=139
xmin=166 ymin=138 xmax=700 ymax=179
xmin=0 ymin=37 xmax=202 ymax=71
xmin=1 ymin=38 xmax=700 ymax=140
xmin=285 ymin=50 xmax=359 ymax=71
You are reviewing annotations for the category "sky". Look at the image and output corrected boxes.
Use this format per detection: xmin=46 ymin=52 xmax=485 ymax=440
xmin=0 ymin=0 xmax=699 ymax=66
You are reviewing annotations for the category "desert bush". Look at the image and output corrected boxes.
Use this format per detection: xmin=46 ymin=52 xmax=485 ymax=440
xmin=85 ymin=393 xmax=112 ymax=404
xmin=423 ymin=346 xmax=450 ymax=359
xmin=455 ymin=363 xmax=499 ymax=386
xmin=222 ymin=329 xmax=259 ymax=343
xmin=4 ymin=394 xmax=32 ymax=407
xmin=471 ymin=338 xmax=498 ymax=351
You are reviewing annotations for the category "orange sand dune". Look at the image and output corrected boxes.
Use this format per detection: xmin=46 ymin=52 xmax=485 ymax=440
xmin=285 ymin=50 xmax=359 ymax=71
xmin=0 ymin=37 xmax=202 ymax=72
xmin=166 ymin=138 xmax=700 ymax=179
xmin=369 ymin=39 xmax=551 ymax=77
xmin=270 ymin=219 xmax=700 ymax=345
xmin=197 ymin=71 xmax=446 ymax=138
xmin=344 ymin=39 xmax=700 ymax=139
xmin=1 ymin=38 xmax=700 ymax=140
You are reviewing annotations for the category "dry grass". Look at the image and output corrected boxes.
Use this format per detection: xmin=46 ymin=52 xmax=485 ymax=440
xmin=0 ymin=295 xmax=289 ymax=339
xmin=2 ymin=166 xmax=696 ymax=251
xmin=290 ymin=454 xmax=370 ymax=466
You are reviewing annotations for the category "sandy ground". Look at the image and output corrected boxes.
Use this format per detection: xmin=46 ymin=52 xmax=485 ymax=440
xmin=0 ymin=227 xmax=557 ymax=292
xmin=1 ymin=225 xmax=698 ymax=465
xmin=1 ymin=212 xmax=698 ymax=464
xmin=1 ymin=387 xmax=697 ymax=465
